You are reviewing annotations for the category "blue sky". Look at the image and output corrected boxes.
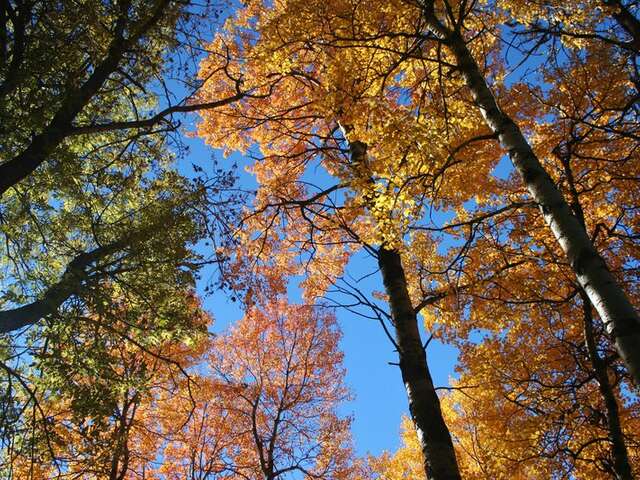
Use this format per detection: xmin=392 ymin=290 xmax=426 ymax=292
xmin=165 ymin=6 xmax=522 ymax=459
xmin=176 ymin=124 xmax=460 ymax=457
xmin=168 ymin=48 xmax=516 ymax=458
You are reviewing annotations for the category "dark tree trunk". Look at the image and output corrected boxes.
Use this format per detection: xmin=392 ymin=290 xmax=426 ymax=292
xmin=581 ymin=291 xmax=634 ymax=480
xmin=560 ymin=148 xmax=634 ymax=480
xmin=378 ymin=247 xmax=461 ymax=480
xmin=344 ymin=135 xmax=461 ymax=479
xmin=605 ymin=0 xmax=640 ymax=52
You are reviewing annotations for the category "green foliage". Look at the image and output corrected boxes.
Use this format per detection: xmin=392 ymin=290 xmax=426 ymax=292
xmin=0 ymin=1 xmax=234 ymax=474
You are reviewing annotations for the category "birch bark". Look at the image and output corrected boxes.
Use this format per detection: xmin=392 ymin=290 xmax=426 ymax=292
xmin=420 ymin=2 xmax=640 ymax=385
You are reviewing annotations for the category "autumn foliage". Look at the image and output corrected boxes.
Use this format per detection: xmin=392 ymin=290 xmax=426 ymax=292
xmin=2 ymin=0 xmax=640 ymax=479
xmin=155 ymin=299 xmax=357 ymax=480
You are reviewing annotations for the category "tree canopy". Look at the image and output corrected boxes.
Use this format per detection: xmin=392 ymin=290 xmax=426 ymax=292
xmin=1 ymin=0 xmax=639 ymax=479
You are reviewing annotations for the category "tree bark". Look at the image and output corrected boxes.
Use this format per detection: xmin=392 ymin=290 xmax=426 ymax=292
xmin=110 ymin=394 xmax=137 ymax=480
xmin=0 ymin=240 xmax=126 ymax=333
xmin=560 ymin=149 xmax=634 ymax=480
xmin=0 ymin=0 xmax=172 ymax=197
xmin=378 ymin=247 xmax=461 ymax=480
xmin=604 ymin=0 xmax=640 ymax=52
xmin=345 ymin=137 xmax=461 ymax=479
xmin=420 ymin=3 xmax=640 ymax=385
xmin=581 ymin=290 xmax=634 ymax=480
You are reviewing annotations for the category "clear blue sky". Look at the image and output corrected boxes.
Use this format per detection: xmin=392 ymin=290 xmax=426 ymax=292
xmin=177 ymin=127 xmax=459 ymax=458
xmin=166 ymin=8 xmax=519 ymax=459
xmin=163 ymin=1 xmax=544 ymax=459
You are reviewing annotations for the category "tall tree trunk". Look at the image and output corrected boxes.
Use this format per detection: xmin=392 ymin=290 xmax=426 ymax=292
xmin=378 ymin=247 xmax=461 ymax=480
xmin=0 ymin=241 xmax=124 ymax=333
xmin=560 ymin=149 xmax=634 ymax=480
xmin=581 ymin=290 xmax=634 ymax=480
xmin=420 ymin=3 xmax=640 ymax=385
xmin=345 ymin=137 xmax=461 ymax=480
xmin=109 ymin=394 xmax=137 ymax=480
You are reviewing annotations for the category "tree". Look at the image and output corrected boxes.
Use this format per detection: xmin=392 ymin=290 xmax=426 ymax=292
xmin=0 ymin=0 xmax=247 ymax=445
xmin=192 ymin=3 xmax=507 ymax=478
xmin=152 ymin=298 xmax=359 ymax=480
xmin=194 ymin=0 xmax=640 ymax=384
xmin=415 ymin=0 xmax=640 ymax=384
xmin=0 ymin=0 xmax=258 ymax=337
xmin=5 ymin=1 xmax=640 ymax=478
xmin=194 ymin=1 xmax=640 ymax=478
xmin=432 ymin=276 xmax=640 ymax=478
xmin=396 ymin=120 xmax=640 ymax=476
xmin=3 ymin=291 xmax=212 ymax=479
xmin=0 ymin=0 xmax=251 ymax=196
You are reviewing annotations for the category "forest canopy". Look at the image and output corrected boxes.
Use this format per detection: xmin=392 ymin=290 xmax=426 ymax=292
xmin=1 ymin=0 xmax=639 ymax=479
